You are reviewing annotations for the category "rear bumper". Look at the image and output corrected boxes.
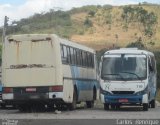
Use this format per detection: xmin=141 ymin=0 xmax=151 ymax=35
xmin=102 ymin=94 xmax=143 ymax=104
xmin=2 ymin=92 xmax=64 ymax=104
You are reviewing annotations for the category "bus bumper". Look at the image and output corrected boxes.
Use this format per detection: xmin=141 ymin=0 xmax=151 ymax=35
xmin=101 ymin=94 xmax=143 ymax=104
xmin=2 ymin=92 xmax=64 ymax=105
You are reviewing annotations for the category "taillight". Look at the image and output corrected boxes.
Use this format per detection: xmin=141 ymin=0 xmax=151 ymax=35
xmin=3 ymin=87 xmax=13 ymax=93
xmin=49 ymin=86 xmax=63 ymax=92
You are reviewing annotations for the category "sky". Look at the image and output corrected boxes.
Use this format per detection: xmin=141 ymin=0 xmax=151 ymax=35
xmin=0 ymin=0 xmax=160 ymax=26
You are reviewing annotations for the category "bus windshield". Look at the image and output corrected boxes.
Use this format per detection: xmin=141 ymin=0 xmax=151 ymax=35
xmin=101 ymin=54 xmax=147 ymax=81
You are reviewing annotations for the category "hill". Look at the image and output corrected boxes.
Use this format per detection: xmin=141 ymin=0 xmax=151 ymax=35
xmin=0 ymin=3 xmax=160 ymax=51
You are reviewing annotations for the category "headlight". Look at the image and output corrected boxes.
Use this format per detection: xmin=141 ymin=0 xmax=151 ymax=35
xmin=100 ymin=87 xmax=112 ymax=95
xmin=135 ymin=85 xmax=148 ymax=95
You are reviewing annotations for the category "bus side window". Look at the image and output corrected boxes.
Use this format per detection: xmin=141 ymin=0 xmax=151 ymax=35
xmin=151 ymin=56 xmax=156 ymax=73
xmin=91 ymin=54 xmax=94 ymax=68
xmin=86 ymin=52 xmax=90 ymax=67
xmin=88 ymin=53 xmax=91 ymax=68
xmin=70 ymin=47 xmax=75 ymax=65
xmin=80 ymin=50 xmax=83 ymax=66
xmin=76 ymin=49 xmax=82 ymax=66
xmin=61 ymin=45 xmax=64 ymax=58
xmin=61 ymin=45 xmax=68 ymax=64
xmin=84 ymin=52 xmax=87 ymax=67
xmin=67 ymin=46 xmax=71 ymax=64
xmin=82 ymin=51 xmax=87 ymax=67
xmin=73 ymin=48 xmax=77 ymax=65
xmin=149 ymin=56 xmax=155 ymax=73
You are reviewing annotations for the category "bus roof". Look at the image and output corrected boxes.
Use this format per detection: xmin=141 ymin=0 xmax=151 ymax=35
xmin=104 ymin=48 xmax=154 ymax=56
xmin=59 ymin=36 xmax=95 ymax=53
xmin=6 ymin=34 xmax=95 ymax=54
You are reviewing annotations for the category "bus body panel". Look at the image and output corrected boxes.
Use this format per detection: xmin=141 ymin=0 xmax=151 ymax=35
xmin=2 ymin=34 xmax=99 ymax=107
xmin=2 ymin=34 xmax=62 ymax=86
xmin=62 ymin=64 xmax=97 ymax=102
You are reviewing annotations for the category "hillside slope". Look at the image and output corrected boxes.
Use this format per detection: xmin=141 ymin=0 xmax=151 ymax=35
xmin=1 ymin=3 xmax=160 ymax=50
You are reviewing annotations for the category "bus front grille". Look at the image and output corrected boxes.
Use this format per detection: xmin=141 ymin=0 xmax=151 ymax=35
xmin=112 ymin=91 xmax=135 ymax=95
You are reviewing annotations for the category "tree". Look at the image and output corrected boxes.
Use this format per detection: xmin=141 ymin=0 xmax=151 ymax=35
xmin=126 ymin=41 xmax=145 ymax=49
xmin=121 ymin=6 xmax=157 ymax=40
xmin=84 ymin=18 xmax=93 ymax=27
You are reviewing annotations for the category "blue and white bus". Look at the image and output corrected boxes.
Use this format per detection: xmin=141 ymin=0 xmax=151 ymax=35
xmin=99 ymin=48 xmax=157 ymax=111
xmin=2 ymin=34 xmax=99 ymax=111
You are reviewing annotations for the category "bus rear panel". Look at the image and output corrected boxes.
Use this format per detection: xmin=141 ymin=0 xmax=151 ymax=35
xmin=2 ymin=34 xmax=63 ymax=105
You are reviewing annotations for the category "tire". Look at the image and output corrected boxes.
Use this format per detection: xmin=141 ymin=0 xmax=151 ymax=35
xmin=68 ymin=90 xmax=77 ymax=110
xmin=104 ymin=103 xmax=109 ymax=110
xmin=1 ymin=103 xmax=6 ymax=109
xmin=86 ymin=101 xmax=94 ymax=108
xmin=86 ymin=88 xmax=96 ymax=108
xmin=111 ymin=104 xmax=116 ymax=110
xmin=18 ymin=105 xmax=28 ymax=112
xmin=115 ymin=105 xmax=120 ymax=110
xmin=150 ymin=100 xmax=156 ymax=108
xmin=143 ymin=103 xmax=148 ymax=111
xmin=93 ymin=87 xmax=97 ymax=100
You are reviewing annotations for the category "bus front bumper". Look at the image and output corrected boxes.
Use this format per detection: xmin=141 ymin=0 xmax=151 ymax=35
xmin=101 ymin=94 xmax=143 ymax=104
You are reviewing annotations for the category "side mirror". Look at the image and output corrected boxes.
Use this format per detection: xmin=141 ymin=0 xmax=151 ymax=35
xmin=149 ymin=58 xmax=154 ymax=72
xmin=149 ymin=63 xmax=154 ymax=72
xmin=99 ymin=62 xmax=102 ymax=72
xmin=99 ymin=56 xmax=103 ymax=74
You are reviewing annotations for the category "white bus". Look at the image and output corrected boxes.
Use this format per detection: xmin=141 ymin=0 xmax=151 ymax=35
xmin=2 ymin=34 xmax=99 ymax=111
xmin=99 ymin=48 xmax=157 ymax=111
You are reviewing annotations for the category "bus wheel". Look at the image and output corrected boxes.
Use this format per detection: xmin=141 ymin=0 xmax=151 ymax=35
xmin=104 ymin=103 xmax=109 ymax=110
xmin=150 ymin=100 xmax=155 ymax=108
xmin=0 ymin=103 xmax=6 ymax=109
xmin=86 ymin=101 xmax=94 ymax=108
xmin=143 ymin=103 xmax=148 ymax=111
xmin=86 ymin=89 xmax=96 ymax=108
xmin=18 ymin=105 xmax=28 ymax=112
xmin=115 ymin=105 xmax=120 ymax=110
xmin=68 ymin=91 xmax=77 ymax=110
xmin=111 ymin=104 xmax=115 ymax=110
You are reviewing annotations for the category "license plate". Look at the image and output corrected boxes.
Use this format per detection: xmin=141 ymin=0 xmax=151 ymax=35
xmin=26 ymin=88 xmax=36 ymax=92
xmin=119 ymin=99 xmax=128 ymax=103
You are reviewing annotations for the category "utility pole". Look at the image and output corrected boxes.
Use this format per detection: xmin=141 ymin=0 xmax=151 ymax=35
xmin=2 ymin=16 xmax=9 ymax=43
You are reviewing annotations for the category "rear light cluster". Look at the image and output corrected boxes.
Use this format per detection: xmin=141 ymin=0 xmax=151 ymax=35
xmin=49 ymin=85 xmax=63 ymax=92
xmin=3 ymin=87 xmax=13 ymax=93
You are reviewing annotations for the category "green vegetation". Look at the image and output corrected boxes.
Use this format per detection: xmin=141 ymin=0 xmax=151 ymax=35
xmin=4 ymin=10 xmax=74 ymax=39
xmin=0 ymin=4 xmax=159 ymax=44
xmin=84 ymin=17 xmax=93 ymax=27
xmin=126 ymin=41 xmax=145 ymax=49
xmin=122 ymin=6 xmax=157 ymax=39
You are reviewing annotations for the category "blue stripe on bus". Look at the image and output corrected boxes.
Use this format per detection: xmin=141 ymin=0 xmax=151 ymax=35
xmin=70 ymin=66 xmax=98 ymax=96
xmin=71 ymin=66 xmax=80 ymax=78
xmin=76 ymin=80 xmax=95 ymax=91
xmin=0 ymin=85 xmax=2 ymax=92
xmin=104 ymin=95 xmax=142 ymax=103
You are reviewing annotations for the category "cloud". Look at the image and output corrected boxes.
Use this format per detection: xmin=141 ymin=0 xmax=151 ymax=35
xmin=0 ymin=0 xmax=154 ymax=26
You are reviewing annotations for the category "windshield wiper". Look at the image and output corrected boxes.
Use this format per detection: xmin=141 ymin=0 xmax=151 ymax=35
xmin=102 ymin=73 xmax=126 ymax=81
xmin=120 ymin=71 xmax=142 ymax=80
